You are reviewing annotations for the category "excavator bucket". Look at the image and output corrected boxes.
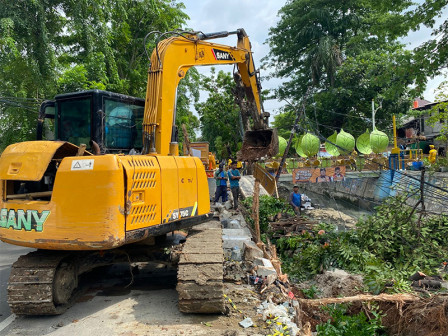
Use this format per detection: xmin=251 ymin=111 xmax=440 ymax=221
xmin=239 ymin=128 xmax=279 ymax=161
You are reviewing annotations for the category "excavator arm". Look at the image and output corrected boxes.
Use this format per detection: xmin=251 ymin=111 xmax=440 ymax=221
xmin=142 ymin=28 xmax=278 ymax=159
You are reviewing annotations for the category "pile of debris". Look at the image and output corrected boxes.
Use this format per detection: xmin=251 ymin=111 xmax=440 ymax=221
xmin=227 ymin=201 xmax=448 ymax=335
xmin=269 ymin=216 xmax=318 ymax=236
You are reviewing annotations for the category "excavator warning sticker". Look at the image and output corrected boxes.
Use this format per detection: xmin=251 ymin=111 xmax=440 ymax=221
xmin=212 ymin=48 xmax=235 ymax=61
xmin=71 ymin=159 xmax=94 ymax=171
xmin=0 ymin=208 xmax=50 ymax=232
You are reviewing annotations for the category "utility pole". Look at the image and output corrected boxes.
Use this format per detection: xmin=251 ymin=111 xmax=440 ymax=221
xmin=372 ymin=99 xmax=375 ymax=130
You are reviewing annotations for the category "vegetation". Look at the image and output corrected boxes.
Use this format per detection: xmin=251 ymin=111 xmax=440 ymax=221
xmin=242 ymin=194 xmax=448 ymax=294
xmin=316 ymin=304 xmax=384 ymax=336
xmin=0 ymin=0 xmax=198 ymax=151
xmin=241 ymin=195 xmax=291 ymax=234
xmin=195 ymin=69 xmax=242 ymax=158
xmin=264 ymin=0 xmax=448 ymax=138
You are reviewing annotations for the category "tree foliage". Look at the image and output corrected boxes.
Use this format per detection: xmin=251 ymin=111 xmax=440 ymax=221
xmin=0 ymin=0 xmax=189 ymax=150
xmin=176 ymin=68 xmax=200 ymax=151
xmin=195 ymin=69 xmax=242 ymax=159
xmin=265 ymin=0 xmax=448 ymax=139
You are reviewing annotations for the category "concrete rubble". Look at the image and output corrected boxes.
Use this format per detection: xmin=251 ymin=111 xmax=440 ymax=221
xmin=216 ymin=205 xmax=305 ymax=336
xmin=238 ymin=317 xmax=254 ymax=328
xmin=243 ymin=240 xmax=264 ymax=261
xmin=258 ymin=301 xmax=300 ymax=336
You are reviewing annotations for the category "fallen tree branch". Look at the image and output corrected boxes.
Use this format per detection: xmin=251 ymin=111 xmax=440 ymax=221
xmin=299 ymin=293 xmax=419 ymax=306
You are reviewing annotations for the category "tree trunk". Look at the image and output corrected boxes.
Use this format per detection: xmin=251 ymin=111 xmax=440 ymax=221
xmin=252 ymin=179 xmax=261 ymax=243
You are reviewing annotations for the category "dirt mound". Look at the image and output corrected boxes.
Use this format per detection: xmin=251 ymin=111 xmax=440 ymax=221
xmin=313 ymin=269 xmax=363 ymax=298
xmin=306 ymin=208 xmax=357 ymax=228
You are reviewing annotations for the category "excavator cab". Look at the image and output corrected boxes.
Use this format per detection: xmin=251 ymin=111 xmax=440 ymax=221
xmin=36 ymin=90 xmax=145 ymax=153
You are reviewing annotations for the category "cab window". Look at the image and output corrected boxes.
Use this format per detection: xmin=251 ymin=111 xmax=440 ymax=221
xmin=104 ymin=99 xmax=143 ymax=150
xmin=58 ymin=98 xmax=91 ymax=145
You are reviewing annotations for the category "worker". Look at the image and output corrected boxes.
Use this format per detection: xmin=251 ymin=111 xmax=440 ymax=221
xmin=208 ymin=152 xmax=216 ymax=170
xmin=228 ymin=161 xmax=241 ymax=210
xmin=214 ymin=164 xmax=228 ymax=204
xmin=289 ymin=185 xmax=302 ymax=216
xmin=429 ymin=145 xmax=438 ymax=164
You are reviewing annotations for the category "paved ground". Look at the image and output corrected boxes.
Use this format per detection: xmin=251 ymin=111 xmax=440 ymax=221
xmin=0 ymin=242 xmax=253 ymax=336
xmin=0 ymin=243 xmax=33 ymax=325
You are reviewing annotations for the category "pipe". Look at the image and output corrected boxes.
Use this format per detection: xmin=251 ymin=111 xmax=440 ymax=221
xmin=89 ymin=140 xmax=101 ymax=155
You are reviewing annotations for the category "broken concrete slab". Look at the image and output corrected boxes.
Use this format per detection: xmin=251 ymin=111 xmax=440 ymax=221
xmin=222 ymin=235 xmax=251 ymax=251
xmin=243 ymin=240 xmax=264 ymax=261
xmin=228 ymin=219 xmax=242 ymax=229
xmin=222 ymin=228 xmax=251 ymax=236
xmin=254 ymin=257 xmax=274 ymax=268
xmin=239 ymin=317 xmax=254 ymax=328
xmin=256 ymin=265 xmax=277 ymax=277
xmin=239 ymin=175 xmax=269 ymax=199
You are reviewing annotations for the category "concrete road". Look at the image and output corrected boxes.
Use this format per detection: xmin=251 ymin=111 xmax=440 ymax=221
xmin=0 ymin=247 xmax=240 ymax=336
xmin=0 ymin=242 xmax=33 ymax=325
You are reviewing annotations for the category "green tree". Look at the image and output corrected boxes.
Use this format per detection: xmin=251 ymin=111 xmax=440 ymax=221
xmin=409 ymin=1 xmax=448 ymax=78
xmin=0 ymin=0 xmax=188 ymax=150
xmin=176 ymin=68 xmax=200 ymax=153
xmin=264 ymin=0 xmax=439 ymax=138
xmin=195 ymin=69 xmax=241 ymax=159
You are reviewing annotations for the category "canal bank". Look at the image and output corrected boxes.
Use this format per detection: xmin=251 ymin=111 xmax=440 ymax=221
xmin=278 ymin=170 xmax=448 ymax=215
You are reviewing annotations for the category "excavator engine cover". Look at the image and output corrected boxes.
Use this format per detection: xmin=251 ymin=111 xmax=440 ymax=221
xmin=239 ymin=128 xmax=279 ymax=161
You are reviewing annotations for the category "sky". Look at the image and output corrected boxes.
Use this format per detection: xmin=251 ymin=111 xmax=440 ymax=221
xmin=181 ymin=0 xmax=447 ymax=117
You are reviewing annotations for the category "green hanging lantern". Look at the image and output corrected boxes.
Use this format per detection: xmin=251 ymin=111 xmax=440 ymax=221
xmin=301 ymin=133 xmax=320 ymax=157
xmin=370 ymin=128 xmax=389 ymax=154
xmin=325 ymin=131 xmax=340 ymax=157
xmin=293 ymin=135 xmax=307 ymax=158
xmin=356 ymin=129 xmax=373 ymax=155
xmin=336 ymin=129 xmax=355 ymax=154
xmin=278 ymin=136 xmax=287 ymax=156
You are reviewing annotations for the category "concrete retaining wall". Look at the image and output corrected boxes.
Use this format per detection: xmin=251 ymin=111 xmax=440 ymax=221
xmin=278 ymin=171 xmax=448 ymax=215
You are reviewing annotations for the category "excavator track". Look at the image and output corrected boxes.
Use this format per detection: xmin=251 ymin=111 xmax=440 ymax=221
xmin=8 ymin=250 xmax=79 ymax=315
xmin=176 ymin=220 xmax=225 ymax=313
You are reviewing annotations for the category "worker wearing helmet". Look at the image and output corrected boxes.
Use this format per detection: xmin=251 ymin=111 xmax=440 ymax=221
xmin=429 ymin=145 xmax=437 ymax=164
xmin=208 ymin=152 xmax=216 ymax=170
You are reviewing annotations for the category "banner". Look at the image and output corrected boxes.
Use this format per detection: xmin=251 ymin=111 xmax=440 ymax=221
xmin=293 ymin=166 xmax=346 ymax=183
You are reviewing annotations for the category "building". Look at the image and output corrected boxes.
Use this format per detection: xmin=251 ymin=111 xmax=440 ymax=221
xmin=397 ymin=98 xmax=447 ymax=155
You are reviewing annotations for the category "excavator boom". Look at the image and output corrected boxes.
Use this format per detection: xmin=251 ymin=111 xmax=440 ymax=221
xmin=142 ymin=28 xmax=278 ymax=160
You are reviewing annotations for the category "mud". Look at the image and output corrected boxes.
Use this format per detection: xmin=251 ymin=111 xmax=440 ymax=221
xmin=304 ymin=208 xmax=358 ymax=228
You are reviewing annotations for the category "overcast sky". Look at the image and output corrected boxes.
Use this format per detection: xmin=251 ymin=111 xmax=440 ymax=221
xmin=181 ymin=0 xmax=447 ymax=116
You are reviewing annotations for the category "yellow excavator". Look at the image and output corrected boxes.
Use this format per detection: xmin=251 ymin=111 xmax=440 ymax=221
xmin=0 ymin=29 xmax=277 ymax=315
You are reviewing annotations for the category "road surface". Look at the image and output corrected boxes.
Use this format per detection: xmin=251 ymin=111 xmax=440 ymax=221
xmin=0 ymin=242 xmax=245 ymax=336
xmin=0 ymin=243 xmax=33 ymax=327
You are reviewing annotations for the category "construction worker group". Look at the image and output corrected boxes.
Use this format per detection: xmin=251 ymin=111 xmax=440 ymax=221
xmin=213 ymin=159 xmax=243 ymax=210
